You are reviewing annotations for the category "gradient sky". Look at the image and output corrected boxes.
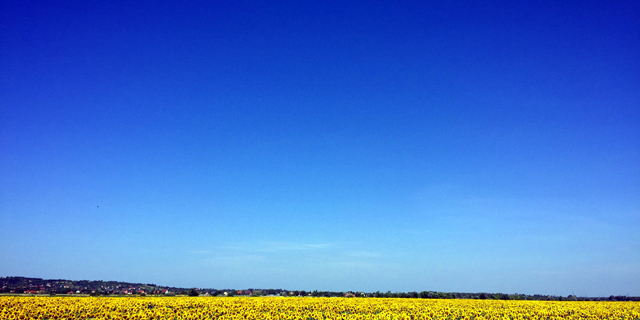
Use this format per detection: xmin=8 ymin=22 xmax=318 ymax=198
xmin=1 ymin=0 xmax=639 ymax=296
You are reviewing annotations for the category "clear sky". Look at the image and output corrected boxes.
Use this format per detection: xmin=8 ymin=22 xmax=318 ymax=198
xmin=1 ymin=0 xmax=638 ymax=296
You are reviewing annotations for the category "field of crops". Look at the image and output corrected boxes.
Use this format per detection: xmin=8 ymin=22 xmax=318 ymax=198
xmin=2 ymin=296 xmax=639 ymax=320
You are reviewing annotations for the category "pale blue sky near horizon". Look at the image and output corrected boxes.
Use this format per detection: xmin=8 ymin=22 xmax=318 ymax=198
xmin=1 ymin=0 xmax=639 ymax=296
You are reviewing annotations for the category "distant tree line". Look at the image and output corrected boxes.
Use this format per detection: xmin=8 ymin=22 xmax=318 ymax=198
xmin=333 ymin=291 xmax=640 ymax=301
xmin=2 ymin=277 xmax=638 ymax=301
xmin=0 ymin=277 xmax=184 ymax=296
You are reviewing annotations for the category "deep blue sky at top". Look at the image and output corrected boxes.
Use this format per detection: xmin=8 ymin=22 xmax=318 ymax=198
xmin=1 ymin=0 xmax=639 ymax=296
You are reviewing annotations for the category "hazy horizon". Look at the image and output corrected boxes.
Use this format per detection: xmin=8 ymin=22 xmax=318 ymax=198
xmin=1 ymin=1 xmax=638 ymax=296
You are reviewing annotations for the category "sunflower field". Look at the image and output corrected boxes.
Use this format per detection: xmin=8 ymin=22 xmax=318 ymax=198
xmin=2 ymin=296 xmax=639 ymax=320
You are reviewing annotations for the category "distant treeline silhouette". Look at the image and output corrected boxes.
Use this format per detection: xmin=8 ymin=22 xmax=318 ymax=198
xmin=2 ymin=277 xmax=638 ymax=301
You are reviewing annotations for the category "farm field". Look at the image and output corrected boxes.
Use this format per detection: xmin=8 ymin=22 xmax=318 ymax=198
xmin=2 ymin=296 xmax=639 ymax=320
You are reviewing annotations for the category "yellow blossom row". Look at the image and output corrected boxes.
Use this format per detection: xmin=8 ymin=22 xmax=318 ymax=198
xmin=1 ymin=296 xmax=639 ymax=320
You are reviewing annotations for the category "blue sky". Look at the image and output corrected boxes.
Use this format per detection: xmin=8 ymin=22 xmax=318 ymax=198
xmin=1 ymin=0 xmax=638 ymax=296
